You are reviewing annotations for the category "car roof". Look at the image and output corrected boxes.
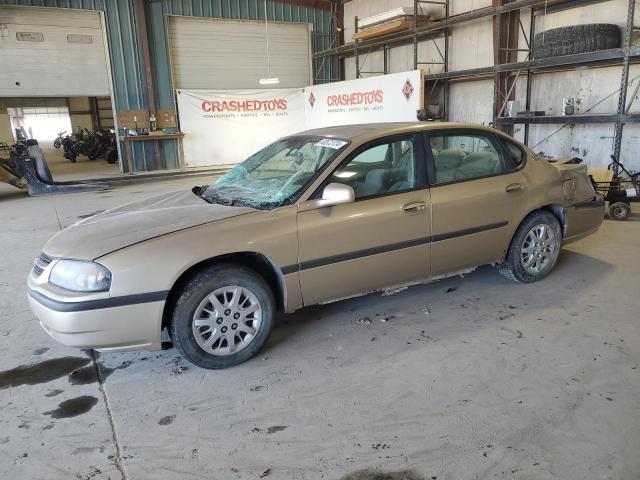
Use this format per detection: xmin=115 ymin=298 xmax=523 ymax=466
xmin=297 ymin=122 xmax=498 ymax=142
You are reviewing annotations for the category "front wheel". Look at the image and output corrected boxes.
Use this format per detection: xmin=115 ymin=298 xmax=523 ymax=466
xmin=170 ymin=264 xmax=275 ymax=369
xmin=498 ymin=210 xmax=562 ymax=283
xmin=53 ymin=139 xmax=61 ymax=149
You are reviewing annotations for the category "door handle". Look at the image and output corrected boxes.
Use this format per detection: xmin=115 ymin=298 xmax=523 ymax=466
xmin=505 ymin=183 xmax=526 ymax=194
xmin=402 ymin=201 xmax=426 ymax=213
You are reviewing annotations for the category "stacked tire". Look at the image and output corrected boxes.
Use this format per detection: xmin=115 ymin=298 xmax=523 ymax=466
xmin=533 ymin=23 xmax=620 ymax=59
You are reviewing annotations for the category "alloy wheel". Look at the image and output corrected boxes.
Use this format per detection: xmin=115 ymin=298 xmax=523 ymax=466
xmin=192 ymin=286 xmax=262 ymax=356
xmin=520 ymin=223 xmax=557 ymax=274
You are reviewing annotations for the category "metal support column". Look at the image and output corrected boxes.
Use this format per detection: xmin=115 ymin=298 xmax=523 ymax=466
xmin=89 ymin=97 xmax=100 ymax=130
xmin=413 ymin=0 xmax=419 ymax=70
xmin=443 ymin=0 xmax=449 ymax=120
xmin=134 ymin=0 xmax=161 ymax=170
xmin=492 ymin=0 xmax=502 ymax=126
xmin=383 ymin=45 xmax=389 ymax=74
xmin=523 ymin=9 xmax=535 ymax=145
xmin=612 ymin=0 xmax=636 ymax=169
xmin=354 ymin=16 xmax=360 ymax=78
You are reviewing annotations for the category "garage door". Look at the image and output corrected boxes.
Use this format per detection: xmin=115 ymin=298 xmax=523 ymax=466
xmin=168 ymin=16 xmax=312 ymax=89
xmin=0 ymin=7 xmax=110 ymax=97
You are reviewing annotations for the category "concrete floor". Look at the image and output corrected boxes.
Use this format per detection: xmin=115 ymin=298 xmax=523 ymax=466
xmin=39 ymin=141 xmax=122 ymax=182
xmin=0 ymin=179 xmax=639 ymax=480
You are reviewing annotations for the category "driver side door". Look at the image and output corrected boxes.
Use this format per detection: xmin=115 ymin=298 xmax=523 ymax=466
xmin=296 ymin=133 xmax=431 ymax=305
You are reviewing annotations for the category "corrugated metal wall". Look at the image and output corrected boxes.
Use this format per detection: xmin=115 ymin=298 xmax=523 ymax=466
xmin=150 ymin=0 xmax=335 ymax=111
xmin=0 ymin=0 xmax=335 ymax=171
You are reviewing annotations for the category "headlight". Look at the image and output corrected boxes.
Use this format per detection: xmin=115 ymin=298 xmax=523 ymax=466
xmin=49 ymin=260 xmax=112 ymax=292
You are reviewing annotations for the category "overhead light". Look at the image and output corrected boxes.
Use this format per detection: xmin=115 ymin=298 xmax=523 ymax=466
xmin=260 ymin=0 xmax=278 ymax=86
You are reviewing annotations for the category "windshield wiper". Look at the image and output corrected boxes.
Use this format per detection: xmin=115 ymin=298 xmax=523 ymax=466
xmin=192 ymin=185 xmax=209 ymax=200
xmin=192 ymin=185 xmax=231 ymax=205
xmin=203 ymin=190 xmax=237 ymax=207
xmin=192 ymin=186 xmax=271 ymax=209
xmin=192 ymin=185 xmax=233 ymax=205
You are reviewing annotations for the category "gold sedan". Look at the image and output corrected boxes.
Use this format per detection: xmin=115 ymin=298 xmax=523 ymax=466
xmin=27 ymin=123 xmax=604 ymax=369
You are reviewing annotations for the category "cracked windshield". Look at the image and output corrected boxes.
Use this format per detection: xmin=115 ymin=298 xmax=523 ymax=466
xmin=200 ymin=136 xmax=349 ymax=209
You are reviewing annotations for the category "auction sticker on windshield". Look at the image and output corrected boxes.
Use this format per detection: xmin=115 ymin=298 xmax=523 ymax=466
xmin=315 ymin=139 xmax=348 ymax=150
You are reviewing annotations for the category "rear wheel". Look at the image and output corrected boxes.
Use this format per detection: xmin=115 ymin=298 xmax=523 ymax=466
xmin=498 ymin=211 xmax=562 ymax=283
xmin=608 ymin=202 xmax=631 ymax=221
xmin=171 ymin=264 xmax=275 ymax=369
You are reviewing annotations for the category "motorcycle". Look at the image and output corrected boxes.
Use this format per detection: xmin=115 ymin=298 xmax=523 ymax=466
xmin=53 ymin=130 xmax=67 ymax=149
xmin=61 ymin=135 xmax=77 ymax=163
xmin=86 ymin=129 xmax=112 ymax=160
xmin=72 ymin=128 xmax=95 ymax=158
xmin=104 ymin=132 xmax=119 ymax=164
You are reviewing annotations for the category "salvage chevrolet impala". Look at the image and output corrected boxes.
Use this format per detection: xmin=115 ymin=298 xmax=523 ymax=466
xmin=28 ymin=123 xmax=604 ymax=369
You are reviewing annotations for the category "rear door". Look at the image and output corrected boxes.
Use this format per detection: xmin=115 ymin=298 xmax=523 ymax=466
xmin=296 ymin=133 xmax=431 ymax=305
xmin=425 ymin=129 xmax=530 ymax=275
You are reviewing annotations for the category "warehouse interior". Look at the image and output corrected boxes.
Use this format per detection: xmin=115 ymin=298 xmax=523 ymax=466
xmin=1 ymin=0 xmax=639 ymax=479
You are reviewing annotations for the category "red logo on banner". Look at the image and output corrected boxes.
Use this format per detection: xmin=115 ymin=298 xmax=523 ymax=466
xmin=402 ymin=79 xmax=414 ymax=100
xmin=201 ymin=99 xmax=287 ymax=112
xmin=308 ymin=92 xmax=316 ymax=108
xmin=326 ymin=90 xmax=384 ymax=107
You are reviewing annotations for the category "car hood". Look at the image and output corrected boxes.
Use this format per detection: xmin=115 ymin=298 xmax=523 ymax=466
xmin=43 ymin=190 xmax=255 ymax=260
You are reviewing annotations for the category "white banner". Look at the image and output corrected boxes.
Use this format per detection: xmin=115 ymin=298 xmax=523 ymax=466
xmin=303 ymin=70 xmax=424 ymax=129
xmin=176 ymin=71 xmax=424 ymax=167
xmin=176 ymin=88 xmax=306 ymax=167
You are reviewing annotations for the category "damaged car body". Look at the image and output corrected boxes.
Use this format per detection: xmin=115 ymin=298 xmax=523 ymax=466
xmin=27 ymin=123 xmax=604 ymax=369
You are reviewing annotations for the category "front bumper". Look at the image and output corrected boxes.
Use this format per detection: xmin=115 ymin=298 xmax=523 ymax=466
xmin=28 ymin=289 xmax=165 ymax=352
xmin=563 ymin=195 xmax=605 ymax=244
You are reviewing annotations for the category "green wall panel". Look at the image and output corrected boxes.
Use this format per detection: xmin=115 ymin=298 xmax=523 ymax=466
xmin=0 ymin=0 xmax=335 ymax=171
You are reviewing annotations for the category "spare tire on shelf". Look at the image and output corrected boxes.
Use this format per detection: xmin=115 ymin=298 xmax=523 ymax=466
xmin=533 ymin=23 xmax=621 ymax=59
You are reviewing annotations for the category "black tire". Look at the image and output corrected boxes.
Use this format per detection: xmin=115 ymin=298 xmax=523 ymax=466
xmin=533 ymin=24 xmax=620 ymax=59
xmin=498 ymin=210 xmax=562 ymax=283
xmin=608 ymin=201 xmax=631 ymax=221
xmin=64 ymin=151 xmax=77 ymax=163
xmin=53 ymin=139 xmax=62 ymax=149
xmin=170 ymin=264 xmax=275 ymax=369
xmin=105 ymin=149 xmax=118 ymax=164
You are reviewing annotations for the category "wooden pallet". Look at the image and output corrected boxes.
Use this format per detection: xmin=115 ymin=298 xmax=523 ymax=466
xmin=353 ymin=15 xmax=434 ymax=41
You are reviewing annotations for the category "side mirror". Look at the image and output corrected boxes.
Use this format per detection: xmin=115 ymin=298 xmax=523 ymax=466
xmin=299 ymin=183 xmax=355 ymax=211
xmin=318 ymin=183 xmax=355 ymax=207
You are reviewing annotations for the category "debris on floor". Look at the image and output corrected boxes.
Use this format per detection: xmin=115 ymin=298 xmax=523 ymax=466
xmin=422 ymin=308 xmax=431 ymax=316
xmin=382 ymin=286 xmax=408 ymax=296
xmin=258 ymin=467 xmax=271 ymax=478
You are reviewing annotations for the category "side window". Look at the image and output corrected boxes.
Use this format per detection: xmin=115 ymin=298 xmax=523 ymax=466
xmin=428 ymin=132 xmax=508 ymax=184
xmin=502 ymin=139 xmax=525 ymax=167
xmin=331 ymin=137 xmax=419 ymax=199
xmin=350 ymin=144 xmax=388 ymax=164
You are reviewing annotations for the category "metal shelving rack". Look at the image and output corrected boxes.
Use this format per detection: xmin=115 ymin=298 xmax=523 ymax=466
xmin=492 ymin=0 xmax=638 ymax=166
xmin=351 ymin=0 xmax=450 ymax=85
xmin=316 ymin=0 xmax=639 ymax=161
